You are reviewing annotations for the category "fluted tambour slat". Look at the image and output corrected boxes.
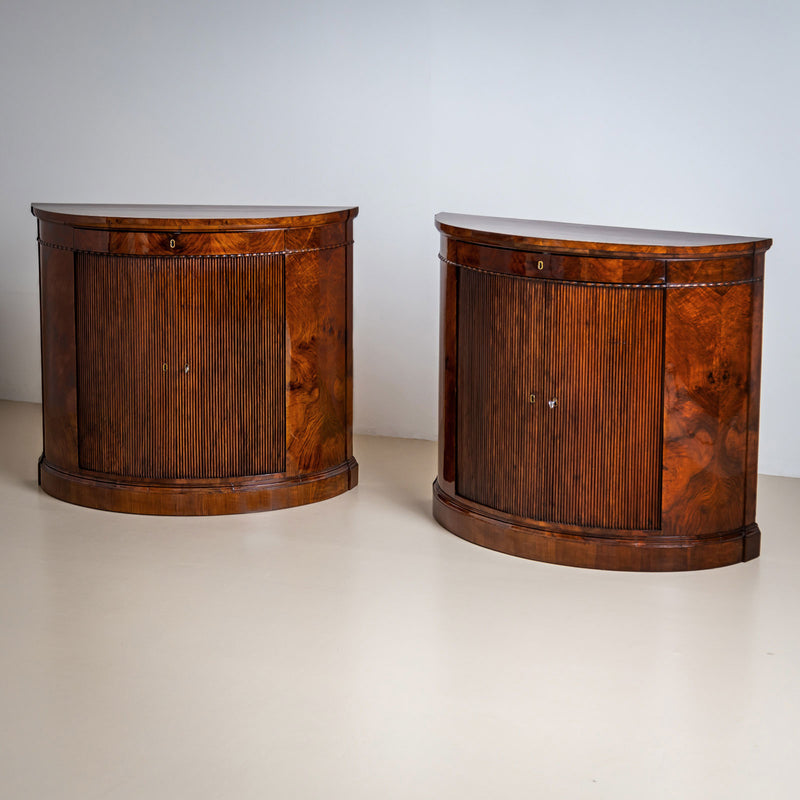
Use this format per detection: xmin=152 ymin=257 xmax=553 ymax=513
xmin=457 ymin=269 xmax=548 ymax=520
xmin=75 ymin=253 xmax=285 ymax=478
xmin=457 ymin=268 xmax=663 ymax=530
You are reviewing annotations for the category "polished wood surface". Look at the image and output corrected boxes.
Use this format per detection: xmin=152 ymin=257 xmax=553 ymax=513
xmin=434 ymin=213 xmax=771 ymax=570
xmin=436 ymin=213 xmax=772 ymax=257
xmin=75 ymin=252 xmax=286 ymax=479
xmin=31 ymin=204 xmax=356 ymax=231
xmin=34 ymin=204 xmax=358 ymax=515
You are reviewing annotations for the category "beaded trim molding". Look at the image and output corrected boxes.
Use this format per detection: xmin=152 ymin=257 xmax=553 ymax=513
xmin=440 ymin=256 xmax=762 ymax=290
xmin=37 ymin=238 xmax=353 ymax=258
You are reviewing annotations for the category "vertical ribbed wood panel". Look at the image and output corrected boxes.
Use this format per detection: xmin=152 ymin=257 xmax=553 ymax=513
xmin=75 ymin=253 xmax=285 ymax=479
xmin=457 ymin=269 xmax=550 ymax=521
xmin=457 ymin=268 xmax=663 ymax=530
xmin=546 ymin=282 xmax=663 ymax=529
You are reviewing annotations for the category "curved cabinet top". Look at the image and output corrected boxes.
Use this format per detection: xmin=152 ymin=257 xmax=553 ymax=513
xmin=435 ymin=212 xmax=771 ymax=258
xmin=31 ymin=204 xmax=358 ymax=231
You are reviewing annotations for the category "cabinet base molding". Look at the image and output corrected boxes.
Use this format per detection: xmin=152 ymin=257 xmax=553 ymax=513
xmin=39 ymin=457 xmax=358 ymax=516
xmin=433 ymin=481 xmax=760 ymax=572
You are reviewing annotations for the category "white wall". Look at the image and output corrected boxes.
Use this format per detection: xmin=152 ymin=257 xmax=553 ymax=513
xmin=2 ymin=0 xmax=798 ymax=476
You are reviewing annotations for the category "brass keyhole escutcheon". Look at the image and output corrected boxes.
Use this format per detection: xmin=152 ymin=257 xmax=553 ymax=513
xmin=162 ymin=363 xmax=168 ymax=372
xmin=537 ymin=260 xmax=544 ymax=270
xmin=529 ymin=393 xmax=536 ymax=404
xmin=169 ymin=238 xmax=176 ymax=249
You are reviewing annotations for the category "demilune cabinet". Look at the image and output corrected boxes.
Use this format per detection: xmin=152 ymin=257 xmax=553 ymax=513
xmin=433 ymin=213 xmax=771 ymax=571
xmin=34 ymin=204 xmax=358 ymax=515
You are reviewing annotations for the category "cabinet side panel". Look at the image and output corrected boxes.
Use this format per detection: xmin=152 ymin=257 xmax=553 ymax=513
xmin=39 ymin=239 xmax=79 ymax=470
xmin=456 ymin=269 xmax=549 ymax=518
xmin=345 ymin=223 xmax=354 ymax=462
xmin=75 ymin=253 xmax=285 ymax=478
xmin=744 ymin=255 xmax=764 ymax=525
xmin=285 ymin=246 xmax=348 ymax=475
xmin=438 ymin=258 xmax=459 ymax=492
xmin=662 ymin=283 xmax=751 ymax=536
xmin=547 ymin=284 xmax=663 ymax=529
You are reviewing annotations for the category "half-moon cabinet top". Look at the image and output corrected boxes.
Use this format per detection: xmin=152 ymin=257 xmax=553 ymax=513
xmin=434 ymin=212 xmax=771 ymax=571
xmin=34 ymin=203 xmax=358 ymax=515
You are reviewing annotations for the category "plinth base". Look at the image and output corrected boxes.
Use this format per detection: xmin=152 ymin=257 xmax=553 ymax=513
xmin=433 ymin=480 xmax=760 ymax=572
xmin=39 ymin=456 xmax=358 ymax=516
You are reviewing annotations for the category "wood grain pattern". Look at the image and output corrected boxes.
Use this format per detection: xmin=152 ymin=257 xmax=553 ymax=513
xmin=436 ymin=213 xmax=771 ymax=258
xmin=434 ymin=213 xmax=770 ymax=570
xmin=344 ymin=218 xmax=355 ymax=463
xmin=73 ymin=229 xmax=286 ymax=257
xmin=38 ymin=231 xmax=79 ymax=472
xmin=549 ymin=255 xmax=665 ymax=284
xmin=34 ymin=205 xmax=358 ymax=515
xmin=41 ymin=459 xmax=356 ymax=516
xmin=666 ymin=256 xmax=753 ymax=285
xmin=433 ymin=482 xmax=759 ymax=572
xmin=457 ymin=269 xmax=662 ymax=530
xmin=546 ymin=281 xmax=663 ymax=529
xmin=438 ymin=259 xmax=459 ymax=492
xmin=744 ymin=253 xmax=765 ymax=528
xmin=75 ymin=253 xmax=285 ymax=479
xmin=457 ymin=269 xmax=548 ymax=519
xmin=284 ymin=245 xmax=348 ymax=476
xmin=661 ymin=283 xmax=752 ymax=536
xmin=32 ymin=204 xmax=356 ymax=231
xmin=444 ymin=239 xmax=665 ymax=284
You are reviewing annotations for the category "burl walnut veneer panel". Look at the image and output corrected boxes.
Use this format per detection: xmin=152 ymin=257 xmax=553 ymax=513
xmin=34 ymin=204 xmax=358 ymax=515
xmin=434 ymin=213 xmax=771 ymax=571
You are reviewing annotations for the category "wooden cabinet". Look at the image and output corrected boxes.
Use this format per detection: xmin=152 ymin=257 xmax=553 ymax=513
xmin=34 ymin=204 xmax=358 ymax=515
xmin=433 ymin=214 xmax=771 ymax=571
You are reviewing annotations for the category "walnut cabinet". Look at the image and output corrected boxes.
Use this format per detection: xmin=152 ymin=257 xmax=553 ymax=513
xmin=433 ymin=213 xmax=771 ymax=570
xmin=34 ymin=204 xmax=358 ymax=515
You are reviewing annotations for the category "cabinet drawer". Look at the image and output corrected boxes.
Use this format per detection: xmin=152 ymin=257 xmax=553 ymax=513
xmin=74 ymin=228 xmax=285 ymax=256
xmin=444 ymin=240 xmax=664 ymax=284
xmin=549 ymin=255 xmax=665 ymax=284
xmin=444 ymin=239 xmax=549 ymax=277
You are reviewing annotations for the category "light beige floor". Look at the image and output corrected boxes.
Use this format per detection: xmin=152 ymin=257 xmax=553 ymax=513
xmin=0 ymin=399 xmax=798 ymax=799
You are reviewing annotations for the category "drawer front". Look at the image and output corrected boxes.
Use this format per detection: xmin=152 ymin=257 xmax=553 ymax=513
xmin=74 ymin=228 xmax=285 ymax=256
xmin=444 ymin=239 xmax=549 ymax=277
xmin=549 ymin=255 xmax=665 ymax=284
xmin=444 ymin=240 xmax=665 ymax=284
xmin=75 ymin=252 xmax=286 ymax=479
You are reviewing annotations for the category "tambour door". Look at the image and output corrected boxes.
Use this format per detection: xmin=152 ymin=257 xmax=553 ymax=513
xmin=544 ymin=281 xmax=663 ymax=529
xmin=456 ymin=268 xmax=551 ymax=521
xmin=457 ymin=267 xmax=664 ymax=530
xmin=75 ymin=252 xmax=286 ymax=479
